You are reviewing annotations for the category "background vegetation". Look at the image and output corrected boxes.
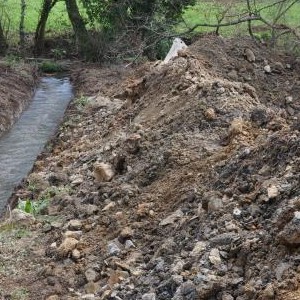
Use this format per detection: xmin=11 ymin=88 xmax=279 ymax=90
xmin=0 ymin=0 xmax=299 ymax=61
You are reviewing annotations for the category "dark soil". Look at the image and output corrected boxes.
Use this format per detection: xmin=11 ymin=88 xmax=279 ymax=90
xmin=0 ymin=35 xmax=299 ymax=300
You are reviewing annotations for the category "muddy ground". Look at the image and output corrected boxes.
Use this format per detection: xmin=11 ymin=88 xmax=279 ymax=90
xmin=0 ymin=61 xmax=36 ymax=136
xmin=0 ymin=35 xmax=299 ymax=300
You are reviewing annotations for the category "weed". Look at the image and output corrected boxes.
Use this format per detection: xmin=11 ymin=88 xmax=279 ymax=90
xmin=75 ymin=95 xmax=90 ymax=109
xmin=11 ymin=288 xmax=29 ymax=300
xmin=39 ymin=61 xmax=64 ymax=73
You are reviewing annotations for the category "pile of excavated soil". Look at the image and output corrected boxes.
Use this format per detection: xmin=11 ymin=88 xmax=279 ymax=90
xmin=0 ymin=62 xmax=37 ymax=136
xmin=0 ymin=36 xmax=299 ymax=300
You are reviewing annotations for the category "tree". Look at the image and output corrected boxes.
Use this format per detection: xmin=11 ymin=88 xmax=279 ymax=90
xmin=0 ymin=21 xmax=7 ymax=55
xmin=34 ymin=0 xmax=58 ymax=55
xmin=19 ymin=0 xmax=26 ymax=51
xmin=65 ymin=0 xmax=93 ymax=58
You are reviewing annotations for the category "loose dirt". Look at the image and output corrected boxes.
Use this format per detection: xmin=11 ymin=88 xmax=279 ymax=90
xmin=0 ymin=35 xmax=299 ymax=300
xmin=0 ymin=62 xmax=36 ymax=136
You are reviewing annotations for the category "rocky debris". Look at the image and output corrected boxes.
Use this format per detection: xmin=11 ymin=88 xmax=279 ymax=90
xmin=2 ymin=35 xmax=300 ymax=299
xmin=8 ymin=208 xmax=35 ymax=226
xmin=93 ymin=162 xmax=115 ymax=182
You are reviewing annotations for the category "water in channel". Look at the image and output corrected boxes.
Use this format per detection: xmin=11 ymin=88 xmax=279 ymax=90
xmin=0 ymin=76 xmax=73 ymax=213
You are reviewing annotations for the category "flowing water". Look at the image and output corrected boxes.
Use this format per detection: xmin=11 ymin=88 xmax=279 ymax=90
xmin=0 ymin=76 xmax=73 ymax=213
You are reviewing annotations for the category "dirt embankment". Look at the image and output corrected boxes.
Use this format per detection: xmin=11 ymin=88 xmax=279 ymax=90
xmin=0 ymin=62 xmax=37 ymax=136
xmin=0 ymin=36 xmax=300 ymax=300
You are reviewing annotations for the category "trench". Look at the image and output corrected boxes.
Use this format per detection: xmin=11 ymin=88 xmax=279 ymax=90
xmin=0 ymin=76 xmax=73 ymax=213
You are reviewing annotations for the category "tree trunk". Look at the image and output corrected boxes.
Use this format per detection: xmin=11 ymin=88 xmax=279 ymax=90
xmin=19 ymin=0 xmax=26 ymax=50
xmin=65 ymin=0 xmax=92 ymax=58
xmin=0 ymin=21 xmax=8 ymax=55
xmin=34 ymin=0 xmax=57 ymax=55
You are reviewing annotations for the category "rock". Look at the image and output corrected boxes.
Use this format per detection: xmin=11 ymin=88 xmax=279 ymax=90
xmin=9 ymin=208 xmax=35 ymax=226
xmin=57 ymin=237 xmax=78 ymax=257
xmin=209 ymin=248 xmax=222 ymax=265
xmin=278 ymin=211 xmax=300 ymax=245
xmin=125 ymin=239 xmax=136 ymax=249
xmin=244 ymin=48 xmax=255 ymax=62
xmin=70 ymin=174 xmax=84 ymax=185
xmin=204 ymin=108 xmax=217 ymax=120
xmin=233 ymin=207 xmax=242 ymax=216
xmin=67 ymin=219 xmax=83 ymax=230
xmin=222 ymin=293 xmax=234 ymax=300
xmin=142 ymin=293 xmax=156 ymax=300
xmin=261 ymin=283 xmax=275 ymax=299
xmin=81 ymin=294 xmax=95 ymax=300
xmin=83 ymin=204 xmax=99 ymax=215
xmin=72 ymin=249 xmax=81 ymax=260
xmin=264 ymin=65 xmax=271 ymax=73
xmin=267 ymin=185 xmax=279 ymax=200
xmin=286 ymin=96 xmax=293 ymax=104
xmin=102 ymin=201 xmax=116 ymax=211
xmin=159 ymin=209 xmax=184 ymax=226
xmin=107 ymin=242 xmax=121 ymax=256
xmin=190 ymin=241 xmax=207 ymax=256
xmin=64 ymin=230 xmax=83 ymax=239
xmin=119 ymin=227 xmax=134 ymax=242
xmin=126 ymin=133 xmax=141 ymax=154
xmin=207 ymin=197 xmax=223 ymax=212
xmin=46 ymin=296 xmax=60 ymax=300
xmin=85 ymin=268 xmax=99 ymax=282
xmin=94 ymin=162 xmax=115 ymax=182
xmin=85 ymin=282 xmax=98 ymax=294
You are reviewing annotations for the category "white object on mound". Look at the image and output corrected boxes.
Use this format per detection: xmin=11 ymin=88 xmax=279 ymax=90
xmin=163 ymin=38 xmax=187 ymax=63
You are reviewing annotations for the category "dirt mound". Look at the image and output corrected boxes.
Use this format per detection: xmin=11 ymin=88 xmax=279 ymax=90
xmin=0 ymin=62 xmax=36 ymax=136
xmin=1 ymin=36 xmax=299 ymax=300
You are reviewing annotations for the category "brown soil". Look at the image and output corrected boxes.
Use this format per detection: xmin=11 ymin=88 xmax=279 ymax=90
xmin=0 ymin=61 xmax=36 ymax=136
xmin=0 ymin=35 xmax=300 ymax=300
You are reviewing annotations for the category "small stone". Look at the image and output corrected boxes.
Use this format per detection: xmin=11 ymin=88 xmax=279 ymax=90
xmin=278 ymin=212 xmax=300 ymax=245
xmin=85 ymin=268 xmax=98 ymax=282
xmin=107 ymin=242 xmax=121 ymax=256
xmin=244 ymin=48 xmax=255 ymax=62
xmin=68 ymin=219 xmax=83 ymax=230
xmin=57 ymin=237 xmax=78 ymax=257
xmin=264 ymin=65 xmax=271 ymax=73
xmin=207 ymin=197 xmax=223 ymax=212
xmin=190 ymin=241 xmax=207 ymax=256
xmin=209 ymin=248 xmax=222 ymax=265
xmin=46 ymin=296 xmax=60 ymax=300
xmin=261 ymin=283 xmax=275 ymax=299
xmin=142 ymin=293 xmax=156 ymax=300
xmin=85 ymin=282 xmax=98 ymax=294
xmin=94 ymin=162 xmax=114 ymax=182
xmin=204 ymin=108 xmax=217 ymax=120
xmin=125 ymin=239 xmax=136 ymax=249
xmin=119 ymin=227 xmax=134 ymax=241
xmin=72 ymin=249 xmax=81 ymax=260
xmin=222 ymin=293 xmax=234 ymax=300
xmin=233 ymin=208 xmax=242 ymax=216
xmin=9 ymin=208 xmax=35 ymax=226
xmin=102 ymin=201 xmax=116 ymax=211
xmin=159 ymin=209 xmax=184 ymax=226
xmin=267 ymin=185 xmax=279 ymax=199
xmin=64 ymin=230 xmax=83 ymax=239
xmin=81 ymin=294 xmax=95 ymax=300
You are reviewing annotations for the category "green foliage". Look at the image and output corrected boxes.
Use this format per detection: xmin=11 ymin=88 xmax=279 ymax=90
xmin=17 ymin=197 xmax=49 ymax=216
xmin=39 ymin=61 xmax=64 ymax=73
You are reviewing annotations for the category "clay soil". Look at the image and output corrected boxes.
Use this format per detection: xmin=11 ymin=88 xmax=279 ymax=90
xmin=0 ymin=35 xmax=300 ymax=300
xmin=0 ymin=62 xmax=36 ymax=136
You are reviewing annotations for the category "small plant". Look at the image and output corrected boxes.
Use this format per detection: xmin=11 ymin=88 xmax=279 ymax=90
xmin=39 ymin=61 xmax=64 ymax=73
xmin=17 ymin=197 xmax=49 ymax=216
xmin=11 ymin=288 xmax=29 ymax=300
xmin=75 ymin=95 xmax=90 ymax=109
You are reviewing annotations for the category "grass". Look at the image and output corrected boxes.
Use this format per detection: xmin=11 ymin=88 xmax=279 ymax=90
xmin=1 ymin=0 xmax=73 ymax=39
xmin=179 ymin=0 xmax=300 ymax=36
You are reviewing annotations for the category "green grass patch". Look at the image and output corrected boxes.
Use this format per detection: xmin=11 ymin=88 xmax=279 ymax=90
xmin=179 ymin=0 xmax=300 ymax=36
